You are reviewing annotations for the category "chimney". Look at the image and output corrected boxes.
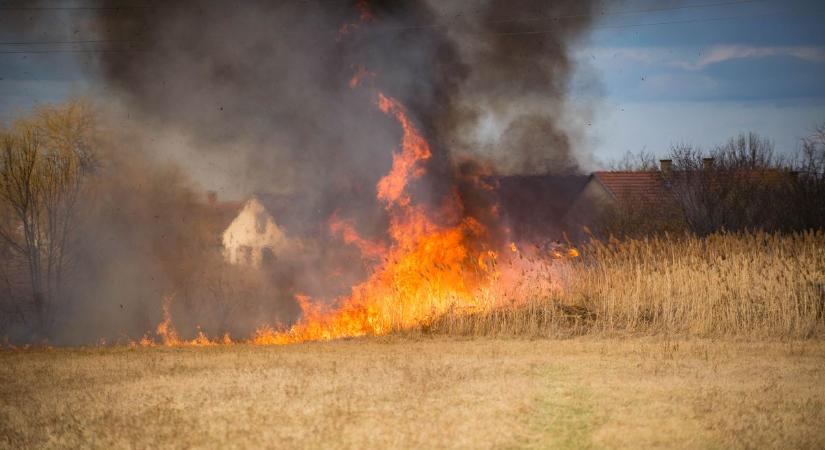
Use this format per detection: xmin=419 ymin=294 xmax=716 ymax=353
xmin=207 ymin=190 xmax=217 ymax=206
xmin=659 ymin=159 xmax=672 ymax=178
xmin=702 ymin=157 xmax=714 ymax=170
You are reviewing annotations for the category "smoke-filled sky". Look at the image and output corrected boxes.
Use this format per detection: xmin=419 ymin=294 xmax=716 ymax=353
xmin=1 ymin=0 xmax=824 ymax=181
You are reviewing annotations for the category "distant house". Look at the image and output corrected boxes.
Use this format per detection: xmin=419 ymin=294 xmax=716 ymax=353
xmin=566 ymin=160 xmax=679 ymax=214
xmin=563 ymin=158 xmax=795 ymax=237
xmin=222 ymin=196 xmax=290 ymax=267
xmin=219 ymin=192 xmax=331 ymax=267
xmin=495 ymin=174 xmax=589 ymax=241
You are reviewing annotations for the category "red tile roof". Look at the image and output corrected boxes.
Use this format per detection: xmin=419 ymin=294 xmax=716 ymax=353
xmin=592 ymin=171 xmax=676 ymax=207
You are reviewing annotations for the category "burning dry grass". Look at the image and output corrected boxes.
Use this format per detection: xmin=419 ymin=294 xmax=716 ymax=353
xmin=119 ymin=231 xmax=824 ymax=347
xmin=1 ymin=338 xmax=823 ymax=449
xmin=430 ymin=231 xmax=825 ymax=339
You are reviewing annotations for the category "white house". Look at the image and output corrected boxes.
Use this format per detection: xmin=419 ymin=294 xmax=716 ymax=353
xmin=222 ymin=196 xmax=289 ymax=267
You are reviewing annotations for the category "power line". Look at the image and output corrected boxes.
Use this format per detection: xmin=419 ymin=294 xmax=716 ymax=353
xmin=0 ymin=39 xmax=138 ymax=45
xmin=0 ymin=2 xmax=820 ymax=55
xmin=493 ymin=9 xmax=825 ymax=36
xmin=0 ymin=0 xmax=769 ymax=14
xmin=0 ymin=5 xmax=150 ymax=11
xmin=488 ymin=0 xmax=775 ymax=26
xmin=367 ymin=0 xmax=773 ymax=33
xmin=0 ymin=48 xmax=144 ymax=54
xmin=495 ymin=0 xmax=771 ymax=23
xmin=0 ymin=0 xmax=776 ymax=24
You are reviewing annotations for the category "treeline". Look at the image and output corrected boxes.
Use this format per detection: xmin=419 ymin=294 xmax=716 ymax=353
xmin=595 ymin=129 xmax=825 ymax=238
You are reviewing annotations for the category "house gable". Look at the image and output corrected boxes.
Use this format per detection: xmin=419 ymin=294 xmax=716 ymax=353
xmin=222 ymin=198 xmax=289 ymax=267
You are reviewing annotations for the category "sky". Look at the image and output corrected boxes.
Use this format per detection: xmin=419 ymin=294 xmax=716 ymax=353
xmin=576 ymin=0 xmax=825 ymax=165
xmin=0 ymin=0 xmax=823 ymax=169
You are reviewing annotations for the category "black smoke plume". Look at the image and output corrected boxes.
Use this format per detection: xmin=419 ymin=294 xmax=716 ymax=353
xmin=3 ymin=0 xmax=598 ymax=343
xmin=92 ymin=0 xmax=595 ymax=185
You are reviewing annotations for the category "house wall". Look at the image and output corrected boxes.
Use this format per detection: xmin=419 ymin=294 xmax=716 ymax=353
xmin=222 ymin=198 xmax=288 ymax=267
xmin=561 ymin=178 xmax=616 ymax=237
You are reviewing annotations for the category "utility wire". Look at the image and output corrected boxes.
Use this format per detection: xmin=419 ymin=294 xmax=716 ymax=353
xmin=494 ymin=0 xmax=770 ymax=23
xmin=0 ymin=5 xmax=150 ymax=11
xmin=0 ymin=0 xmax=768 ymax=12
xmin=395 ymin=0 xmax=774 ymax=31
xmin=0 ymin=2 xmax=819 ymax=53
xmin=0 ymin=48 xmax=143 ymax=54
xmin=0 ymin=39 xmax=138 ymax=45
xmin=496 ymin=9 xmax=825 ymax=35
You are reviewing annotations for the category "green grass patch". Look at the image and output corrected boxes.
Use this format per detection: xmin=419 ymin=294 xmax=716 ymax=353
xmin=515 ymin=366 xmax=599 ymax=450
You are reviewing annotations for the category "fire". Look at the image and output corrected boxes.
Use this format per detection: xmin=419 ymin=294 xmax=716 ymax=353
xmin=375 ymin=93 xmax=431 ymax=206
xmin=156 ymin=295 xmax=181 ymax=346
xmin=329 ymin=213 xmax=386 ymax=260
xmin=253 ymin=92 xmax=499 ymax=344
xmin=124 ymin=91 xmax=583 ymax=348
xmin=105 ymin=0 xmax=585 ymax=349
xmin=349 ymin=65 xmax=375 ymax=88
xmin=131 ymin=295 xmax=225 ymax=347
xmin=337 ymin=0 xmax=374 ymax=41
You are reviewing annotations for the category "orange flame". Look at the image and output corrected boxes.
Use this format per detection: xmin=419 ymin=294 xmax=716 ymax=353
xmin=253 ymin=92 xmax=499 ymax=344
xmin=122 ymin=90 xmax=584 ymax=349
xmin=156 ymin=295 xmax=181 ymax=346
xmin=375 ymin=93 xmax=432 ymax=207
xmin=337 ymin=0 xmax=374 ymax=41
xmin=129 ymin=295 xmax=228 ymax=347
xmin=329 ymin=213 xmax=387 ymax=260
xmin=349 ymin=65 xmax=375 ymax=88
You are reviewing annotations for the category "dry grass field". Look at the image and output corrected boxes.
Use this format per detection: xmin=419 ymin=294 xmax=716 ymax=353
xmin=1 ymin=233 xmax=823 ymax=449
xmin=433 ymin=231 xmax=825 ymax=339
xmin=2 ymin=337 xmax=824 ymax=449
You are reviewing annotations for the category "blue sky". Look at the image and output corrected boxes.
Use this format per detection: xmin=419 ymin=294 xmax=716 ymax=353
xmin=577 ymin=0 xmax=825 ymax=165
xmin=1 ymin=0 xmax=824 ymax=168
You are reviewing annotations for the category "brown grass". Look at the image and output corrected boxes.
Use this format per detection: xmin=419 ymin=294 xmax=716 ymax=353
xmin=1 ymin=338 xmax=824 ymax=449
xmin=431 ymin=231 xmax=825 ymax=339
xmin=2 ymin=232 xmax=823 ymax=448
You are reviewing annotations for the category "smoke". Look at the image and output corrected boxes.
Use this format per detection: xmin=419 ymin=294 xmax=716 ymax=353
xmin=89 ymin=0 xmax=596 ymax=237
xmin=91 ymin=0 xmax=596 ymax=183
xmin=2 ymin=1 xmax=599 ymax=343
xmin=429 ymin=0 xmax=596 ymax=174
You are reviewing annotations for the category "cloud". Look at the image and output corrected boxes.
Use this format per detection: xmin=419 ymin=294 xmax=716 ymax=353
xmin=578 ymin=45 xmax=825 ymax=72
xmin=692 ymin=45 xmax=825 ymax=69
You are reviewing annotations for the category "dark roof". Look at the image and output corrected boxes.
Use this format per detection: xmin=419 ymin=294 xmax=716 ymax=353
xmin=494 ymin=174 xmax=590 ymax=240
xmin=252 ymin=193 xmax=327 ymax=238
xmin=496 ymin=174 xmax=590 ymax=217
xmin=208 ymin=200 xmax=243 ymax=231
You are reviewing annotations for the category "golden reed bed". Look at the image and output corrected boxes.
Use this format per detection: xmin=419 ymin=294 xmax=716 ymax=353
xmin=429 ymin=231 xmax=825 ymax=339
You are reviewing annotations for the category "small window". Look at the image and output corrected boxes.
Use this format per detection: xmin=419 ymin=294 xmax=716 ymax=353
xmin=261 ymin=247 xmax=275 ymax=266
xmin=241 ymin=246 xmax=253 ymax=264
xmin=255 ymin=213 xmax=267 ymax=234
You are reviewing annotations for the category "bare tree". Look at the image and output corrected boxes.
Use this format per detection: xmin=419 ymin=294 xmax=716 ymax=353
xmin=0 ymin=101 xmax=95 ymax=333
xmin=609 ymin=149 xmax=659 ymax=172
xmin=668 ymin=134 xmax=790 ymax=235
xmin=788 ymin=124 xmax=825 ymax=230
